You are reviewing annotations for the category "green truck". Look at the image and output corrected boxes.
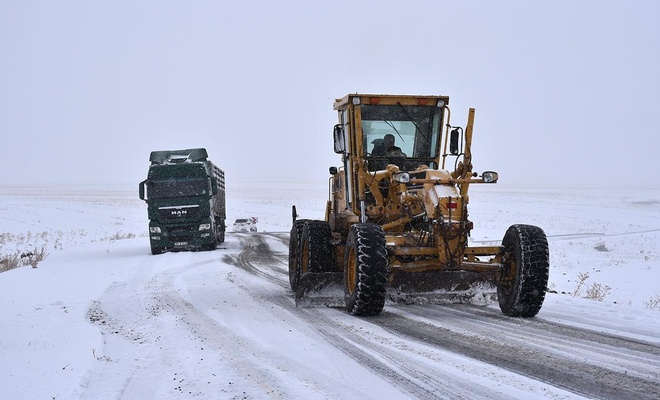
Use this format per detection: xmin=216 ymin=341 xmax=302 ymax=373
xmin=139 ymin=148 xmax=226 ymax=254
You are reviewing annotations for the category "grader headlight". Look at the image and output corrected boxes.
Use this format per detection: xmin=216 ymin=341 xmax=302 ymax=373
xmin=482 ymin=171 xmax=499 ymax=183
xmin=393 ymin=172 xmax=410 ymax=183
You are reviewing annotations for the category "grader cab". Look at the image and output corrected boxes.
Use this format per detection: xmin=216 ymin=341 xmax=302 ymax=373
xmin=289 ymin=94 xmax=549 ymax=317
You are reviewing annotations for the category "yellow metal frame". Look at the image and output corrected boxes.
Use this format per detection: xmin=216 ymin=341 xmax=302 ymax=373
xmin=328 ymin=94 xmax=502 ymax=277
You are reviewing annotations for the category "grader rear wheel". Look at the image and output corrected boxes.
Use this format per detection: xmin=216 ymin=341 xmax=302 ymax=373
xmin=498 ymin=224 xmax=550 ymax=317
xmin=288 ymin=219 xmax=308 ymax=291
xmin=345 ymin=223 xmax=388 ymax=316
xmin=300 ymin=220 xmax=333 ymax=274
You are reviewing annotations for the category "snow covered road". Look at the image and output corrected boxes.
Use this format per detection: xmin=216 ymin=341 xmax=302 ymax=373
xmin=67 ymin=232 xmax=659 ymax=399
xmin=2 ymin=184 xmax=659 ymax=399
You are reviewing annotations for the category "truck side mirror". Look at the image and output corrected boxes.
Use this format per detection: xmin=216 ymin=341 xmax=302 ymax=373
xmin=139 ymin=180 xmax=147 ymax=201
xmin=333 ymin=124 xmax=345 ymax=154
xmin=450 ymin=128 xmax=460 ymax=155
xmin=211 ymin=177 xmax=218 ymax=195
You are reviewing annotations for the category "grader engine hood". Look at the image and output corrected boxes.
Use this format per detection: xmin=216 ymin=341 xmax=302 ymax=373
xmin=418 ymin=169 xmax=462 ymax=220
xmin=364 ymin=167 xmax=465 ymax=228
xmin=395 ymin=160 xmax=465 ymax=226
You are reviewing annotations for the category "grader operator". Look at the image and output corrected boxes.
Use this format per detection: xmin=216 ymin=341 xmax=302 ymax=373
xmin=289 ymin=94 xmax=550 ymax=317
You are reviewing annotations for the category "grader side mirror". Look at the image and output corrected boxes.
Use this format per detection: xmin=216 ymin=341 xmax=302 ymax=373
xmin=333 ymin=124 xmax=345 ymax=154
xmin=450 ymin=128 xmax=460 ymax=155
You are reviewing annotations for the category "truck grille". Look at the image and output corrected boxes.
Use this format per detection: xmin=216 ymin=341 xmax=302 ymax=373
xmin=158 ymin=205 xmax=200 ymax=220
xmin=167 ymin=225 xmax=195 ymax=241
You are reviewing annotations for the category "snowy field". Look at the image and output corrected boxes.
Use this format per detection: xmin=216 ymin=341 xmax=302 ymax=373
xmin=1 ymin=181 xmax=659 ymax=399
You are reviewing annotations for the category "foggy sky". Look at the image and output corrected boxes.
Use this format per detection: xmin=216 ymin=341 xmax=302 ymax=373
xmin=1 ymin=1 xmax=659 ymax=187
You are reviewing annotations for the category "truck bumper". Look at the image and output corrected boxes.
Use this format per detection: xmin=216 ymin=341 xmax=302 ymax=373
xmin=148 ymin=220 xmax=215 ymax=253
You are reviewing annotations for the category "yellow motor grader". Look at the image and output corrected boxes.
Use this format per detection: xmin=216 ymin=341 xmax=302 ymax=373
xmin=289 ymin=94 xmax=549 ymax=317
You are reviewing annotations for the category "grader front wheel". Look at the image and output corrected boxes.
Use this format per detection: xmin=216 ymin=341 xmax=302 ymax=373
xmin=498 ymin=224 xmax=550 ymax=317
xmin=345 ymin=223 xmax=388 ymax=316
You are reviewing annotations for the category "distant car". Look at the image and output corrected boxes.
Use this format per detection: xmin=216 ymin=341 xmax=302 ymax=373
xmin=233 ymin=217 xmax=258 ymax=233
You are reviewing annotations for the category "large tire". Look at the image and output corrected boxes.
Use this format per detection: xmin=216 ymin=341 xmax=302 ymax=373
xmin=203 ymin=237 xmax=218 ymax=251
xmin=498 ymin=224 xmax=550 ymax=317
xmin=300 ymin=220 xmax=333 ymax=274
xmin=345 ymin=223 xmax=388 ymax=316
xmin=203 ymin=222 xmax=218 ymax=251
xmin=217 ymin=220 xmax=225 ymax=244
xmin=288 ymin=219 xmax=308 ymax=290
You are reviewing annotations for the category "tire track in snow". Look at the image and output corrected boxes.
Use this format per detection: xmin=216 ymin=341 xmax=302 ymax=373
xmin=230 ymin=234 xmax=453 ymax=398
xmin=244 ymin=232 xmax=660 ymax=399
xmin=472 ymin=228 xmax=660 ymax=245
xmin=151 ymin=239 xmax=402 ymax=399
xmin=224 ymin=233 xmax=290 ymax=289
xmin=378 ymin=304 xmax=660 ymax=399
xmin=152 ymin=280 xmax=289 ymax=398
xmin=235 ymin=234 xmax=550 ymax=400
xmin=89 ymin=252 xmax=295 ymax=399
xmin=297 ymin=308 xmax=513 ymax=400
xmin=83 ymin=255 xmax=230 ymax=398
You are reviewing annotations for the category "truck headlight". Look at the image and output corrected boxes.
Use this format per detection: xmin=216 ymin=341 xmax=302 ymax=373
xmin=198 ymin=223 xmax=211 ymax=231
xmin=393 ymin=172 xmax=410 ymax=183
xmin=149 ymin=227 xmax=162 ymax=233
xmin=482 ymin=171 xmax=499 ymax=183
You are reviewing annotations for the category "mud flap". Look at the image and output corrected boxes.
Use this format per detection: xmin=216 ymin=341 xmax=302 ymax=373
xmin=295 ymin=272 xmax=344 ymax=308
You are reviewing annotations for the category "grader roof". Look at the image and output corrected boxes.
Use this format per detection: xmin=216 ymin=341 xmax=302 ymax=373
xmin=333 ymin=94 xmax=450 ymax=110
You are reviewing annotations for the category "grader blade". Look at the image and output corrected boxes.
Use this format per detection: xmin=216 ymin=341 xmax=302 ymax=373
xmin=385 ymin=270 xmax=498 ymax=306
xmin=385 ymin=285 xmax=497 ymax=306
xmin=295 ymin=272 xmax=344 ymax=308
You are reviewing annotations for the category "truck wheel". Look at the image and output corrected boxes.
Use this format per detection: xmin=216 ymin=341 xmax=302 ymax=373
xmin=205 ymin=222 xmax=218 ymax=251
xmin=151 ymin=246 xmax=163 ymax=255
xmin=345 ymin=223 xmax=388 ymax=316
xmin=217 ymin=222 xmax=225 ymax=244
xmin=203 ymin=237 xmax=217 ymax=251
xmin=288 ymin=219 xmax=308 ymax=291
xmin=300 ymin=220 xmax=333 ymax=274
xmin=498 ymin=224 xmax=550 ymax=317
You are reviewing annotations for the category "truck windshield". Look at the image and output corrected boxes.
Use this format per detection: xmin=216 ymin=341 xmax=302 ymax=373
xmin=148 ymin=178 xmax=210 ymax=199
xmin=361 ymin=104 xmax=442 ymax=171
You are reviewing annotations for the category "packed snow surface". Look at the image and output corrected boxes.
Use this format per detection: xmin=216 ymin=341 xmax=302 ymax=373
xmin=1 ymin=182 xmax=659 ymax=399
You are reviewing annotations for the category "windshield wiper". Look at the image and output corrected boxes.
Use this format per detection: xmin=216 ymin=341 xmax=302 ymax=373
xmin=396 ymin=102 xmax=428 ymax=142
xmin=383 ymin=120 xmax=405 ymax=142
